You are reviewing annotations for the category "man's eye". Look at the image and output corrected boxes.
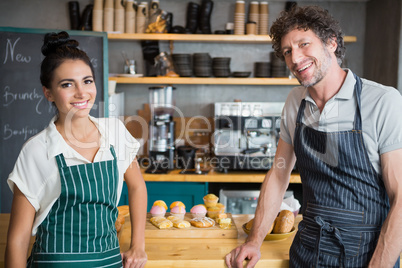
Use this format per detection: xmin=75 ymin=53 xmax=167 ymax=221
xmin=84 ymin=79 xmax=94 ymax=84
xmin=300 ymin=42 xmax=309 ymax=47
xmin=283 ymin=50 xmax=291 ymax=56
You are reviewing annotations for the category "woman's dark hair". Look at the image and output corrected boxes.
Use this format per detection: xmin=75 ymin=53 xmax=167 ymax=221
xmin=270 ymin=5 xmax=345 ymax=65
xmin=40 ymin=31 xmax=95 ymax=88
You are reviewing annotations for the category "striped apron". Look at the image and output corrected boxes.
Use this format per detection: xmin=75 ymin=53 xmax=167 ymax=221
xmin=28 ymin=146 xmax=123 ymax=267
xmin=290 ymin=74 xmax=400 ymax=268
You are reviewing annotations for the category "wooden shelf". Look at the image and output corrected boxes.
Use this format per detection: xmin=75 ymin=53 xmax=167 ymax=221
xmin=142 ymin=168 xmax=302 ymax=184
xmin=108 ymin=33 xmax=357 ymax=43
xmin=109 ymin=76 xmax=299 ymax=85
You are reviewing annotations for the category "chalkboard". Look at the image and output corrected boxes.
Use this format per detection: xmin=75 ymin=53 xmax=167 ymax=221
xmin=0 ymin=27 xmax=109 ymax=213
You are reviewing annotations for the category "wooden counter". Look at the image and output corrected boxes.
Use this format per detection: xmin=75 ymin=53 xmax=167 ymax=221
xmin=119 ymin=214 xmax=297 ymax=268
xmin=142 ymin=169 xmax=302 ymax=184
xmin=0 ymin=214 xmax=401 ymax=267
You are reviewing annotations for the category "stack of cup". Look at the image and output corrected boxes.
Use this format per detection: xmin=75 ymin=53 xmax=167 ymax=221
xmin=259 ymin=1 xmax=269 ymax=35
xmin=103 ymin=0 xmax=114 ymax=32
xmin=125 ymin=0 xmax=136 ymax=33
xmin=92 ymin=0 xmax=103 ymax=31
xmin=248 ymin=1 xmax=259 ymax=34
xmin=136 ymin=2 xmax=148 ymax=33
xmin=114 ymin=0 xmax=125 ymax=32
xmin=234 ymin=0 xmax=245 ymax=35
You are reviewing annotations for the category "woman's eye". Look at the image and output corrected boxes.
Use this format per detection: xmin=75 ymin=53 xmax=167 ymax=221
xmin=61 ymin=83 xmax=72 ymax=88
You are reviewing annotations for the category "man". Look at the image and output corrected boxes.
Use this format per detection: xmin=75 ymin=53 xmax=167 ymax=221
xmin=225 ymin=5 xmax=402 ymax=268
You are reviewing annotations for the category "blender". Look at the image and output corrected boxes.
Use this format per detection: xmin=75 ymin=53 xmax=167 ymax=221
xmin=146 ymin=86 xmax=176 ymax=174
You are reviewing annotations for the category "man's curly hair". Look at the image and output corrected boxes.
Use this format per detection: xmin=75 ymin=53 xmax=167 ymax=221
xmin=270 ymin=5 xmax=345 ymax=65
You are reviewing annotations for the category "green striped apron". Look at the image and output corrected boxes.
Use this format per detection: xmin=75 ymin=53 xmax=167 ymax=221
xmin=28 ymin=146 xmax=123 ymax=267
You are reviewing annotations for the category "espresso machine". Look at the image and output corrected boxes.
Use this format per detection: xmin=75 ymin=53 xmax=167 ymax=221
xmin=213 ymin=102 xmax=284 ymax=172
xmin=146 ymin=86 xmax=176 ymax=174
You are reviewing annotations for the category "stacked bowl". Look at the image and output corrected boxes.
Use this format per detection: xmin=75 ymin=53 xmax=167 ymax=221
xmin=193 ymin=53 xmax=212 ymax=77
xmin=172 ymin=54 xmax=193 ymax=77
xmin=212 ymin=57 xmax=231 ymax=77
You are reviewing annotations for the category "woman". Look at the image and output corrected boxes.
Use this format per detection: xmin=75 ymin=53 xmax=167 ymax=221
xmin=5 ymin=31 xmax=147 ymax=267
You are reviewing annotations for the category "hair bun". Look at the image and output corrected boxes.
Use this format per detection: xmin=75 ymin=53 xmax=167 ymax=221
xmin=41 ymin=31 xmax=79 ymax=57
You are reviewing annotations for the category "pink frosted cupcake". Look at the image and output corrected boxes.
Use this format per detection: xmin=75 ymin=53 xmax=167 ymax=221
xmin=150 ymin=205 xmax=166 ymax=217
xmin=170 ymin=206 xmax=186 ymax=220
xmin=190 ymin=205 xmax=207 ymax=219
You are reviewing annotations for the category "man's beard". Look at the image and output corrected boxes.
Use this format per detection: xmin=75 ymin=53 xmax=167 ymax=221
xmin=296 ymin=47 xmax=332 ymax=88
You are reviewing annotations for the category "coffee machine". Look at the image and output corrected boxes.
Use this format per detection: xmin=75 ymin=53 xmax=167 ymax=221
xmin=146 ymin=86 xmax=176 ymax=174
xmin=213 ymin=102 xmax=284 ymax=172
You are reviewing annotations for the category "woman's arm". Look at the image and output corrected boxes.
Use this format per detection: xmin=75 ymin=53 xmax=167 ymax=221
xmin=121 ymin=158 xmax=148 ymax=268
xmin=5 ymin=186 xmax=35 ymax=268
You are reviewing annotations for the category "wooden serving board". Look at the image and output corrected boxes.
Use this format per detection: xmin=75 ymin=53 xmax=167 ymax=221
xmin=145 ymin=213 xmax=238 ymax=239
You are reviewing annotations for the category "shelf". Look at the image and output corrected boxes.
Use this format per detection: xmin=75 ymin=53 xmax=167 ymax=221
xmin=109 ymin=76 xmax=299 ymax=85
xmin=109 ymin=76 xmax=300 ymax=85
xmin=108 ymin=33 xmax=357 ymax=43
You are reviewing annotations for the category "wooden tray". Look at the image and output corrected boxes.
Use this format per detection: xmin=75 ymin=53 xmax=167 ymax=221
xmin=145 ymin=213 xmax=238 ymax=239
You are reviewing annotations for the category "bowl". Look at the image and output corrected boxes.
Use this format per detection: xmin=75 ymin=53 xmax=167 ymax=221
xmin=242 ymin=223 xmax=296 ymax=241
xmin=233 ymin=71 xmax=251 ymax=78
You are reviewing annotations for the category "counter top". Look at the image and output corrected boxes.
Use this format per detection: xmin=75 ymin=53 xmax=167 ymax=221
xmin=142 ymin=169 xmax=302 ymax=184
xmin=120 ymin=214 xmax=298 ymax=268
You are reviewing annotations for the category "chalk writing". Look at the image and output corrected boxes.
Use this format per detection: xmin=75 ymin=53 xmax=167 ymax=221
xmin=2 ymin=86 xmax=47 ymax=114
xmin=3 ymin=38 xmax=32 ymax=64
xmin=3 ymin=124 xmax=38 ymax=140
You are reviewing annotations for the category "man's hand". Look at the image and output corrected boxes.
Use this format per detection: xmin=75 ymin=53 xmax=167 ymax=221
xmin=225 ymin=241 xmax=261 ymax=268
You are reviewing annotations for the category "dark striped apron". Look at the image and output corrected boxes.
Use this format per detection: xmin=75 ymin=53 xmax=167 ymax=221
xmin=290 ymin=74 xmax=400 ymax=268
xmin=28 ymin=146 xmax=123 ymax=267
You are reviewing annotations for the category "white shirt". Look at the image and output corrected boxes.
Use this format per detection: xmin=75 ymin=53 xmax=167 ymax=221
xmin=7 ymin=116 xmax=140 ymax=235
xmin=280 ymin=69 xmax=402 ymax=174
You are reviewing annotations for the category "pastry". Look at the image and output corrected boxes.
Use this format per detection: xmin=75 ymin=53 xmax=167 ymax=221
xmin=167 ymin=216 xmax=191 ymax=228
xmin=190 ymin=204 xmax=207 ymax=218
xmin=170 ymin=206 xmax=186 ymax=220
xmin=203 ymin=193 xmax=219 ymax=208
xmin=216 ymin=203 xmax=226 ymax=213
xmin=169 ymin=201 xmax=186 ymax=210
xmin=206 ymin=206 xmax=221 ymax=219
xmin=153 ymin=200 xmax=168 ymax=210
xmin=150 ymin=216 xmax=173 ymax=229
xmin=115 ymin=214 xmax=125 ymax=232
xmin=117 ymin=205 xmax=130 ymax=217
xmin=150 ymin=205 xmax=166 ymax=217
xmin=245 ymin=218 xmax=274 ymax=234
xmin=216 ymin=213 xmax=228 ymax=223
xmin=273 ymin=210 xmax=295 ymax=234
xmin=190 ymin=217 xmax=215 ymax=228
xmin=218 ymin=218 xmax=232 ymax=229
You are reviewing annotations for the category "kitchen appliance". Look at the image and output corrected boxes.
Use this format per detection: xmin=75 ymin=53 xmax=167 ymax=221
xmin=213 ymin=102 xmax=284 ymax=172
xmin=219 ymin=189 xmax=294 ymax=214
xmin=146 ymin=86 xmax=176 ymax=174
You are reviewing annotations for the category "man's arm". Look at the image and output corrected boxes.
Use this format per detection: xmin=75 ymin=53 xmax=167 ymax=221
xmin=369 ymin=148 xmax=402 ymax=267
xmin=225 ymin=138 xmax=296 ymax=268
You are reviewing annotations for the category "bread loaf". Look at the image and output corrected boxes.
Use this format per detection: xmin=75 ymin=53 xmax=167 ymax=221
xmin=245 ymin=218 xmax=274 ymax=234
xmin=273 ymin=210 xmax=294 ymax=234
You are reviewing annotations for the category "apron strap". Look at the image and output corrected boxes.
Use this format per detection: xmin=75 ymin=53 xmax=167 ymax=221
xmin=353 ymin=74 xmax=363 ymax=131
xmin=55 ymin=153 xmax=67 ymax=168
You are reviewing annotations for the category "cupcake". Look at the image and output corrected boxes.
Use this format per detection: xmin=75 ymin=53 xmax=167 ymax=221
xmin=170 ymin=206 xmax=186 ymax=220
xmin=216 ymin=203 xmax=226 ymax=213
xmin=190 ymin=205 xmax=207 ymax=218
xmin=150 ymin=205 xmax=166 ymax=217
xmin=170 ymin=201 xmax=186 ymax=210
xmin=203 ymin=193 xmax=219 ymax=208
xmin=206 ymin=206 xmax=221 ymax=219
xmin=153 ymin=200 xmax=168 ymax=210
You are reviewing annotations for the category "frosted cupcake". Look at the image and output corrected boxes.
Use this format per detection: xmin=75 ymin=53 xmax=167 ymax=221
xmin=153 ymin=200 xmax=168 ymax=210
xmin=190 ymin=205 xmax=207 ymax=219
xmin=170 ymin=201 xmax=186 ymax=210
xmin=150 ymin=205 xmax=166 ymax=217
xmin=203 ymin=193 xmax=219 ymax=208
xmin=170 ymin=206 xmax=186 ymax=220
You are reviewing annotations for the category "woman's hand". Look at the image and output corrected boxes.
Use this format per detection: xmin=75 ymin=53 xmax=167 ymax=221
xmin=121 ymin=247 xmax=147 ymax=268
